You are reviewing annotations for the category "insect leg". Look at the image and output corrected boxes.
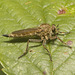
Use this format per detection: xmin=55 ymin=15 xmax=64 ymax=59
xmin=58 ymin=31 xmax=70 ymax=35
xmin=50 ymin=36 xmax=57 ymax=40
xmin=42 ymin=39 xmax=52 ymax=61
xmin=18 ymin=39 xmax=42 ymax=59
xmin=50 ymin=36 xmax=72 ymax=48
xmin=57 ymin=37 xmax=72 ymax=48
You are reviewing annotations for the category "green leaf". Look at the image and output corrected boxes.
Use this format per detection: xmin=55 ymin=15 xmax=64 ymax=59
xmin=0 ymin=0 xmax=75 ymax=75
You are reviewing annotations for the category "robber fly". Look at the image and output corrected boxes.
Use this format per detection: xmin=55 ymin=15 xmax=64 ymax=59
xmin=3 ymin=24 xmax=72 ymax=61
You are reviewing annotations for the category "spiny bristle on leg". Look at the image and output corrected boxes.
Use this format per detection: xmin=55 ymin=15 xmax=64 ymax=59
xmin=3 ymin=34 xmax=9 ymax=37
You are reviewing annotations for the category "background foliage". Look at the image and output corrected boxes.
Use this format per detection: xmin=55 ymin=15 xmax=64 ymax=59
xmin=0 ymin=0 xmax=75 ymax=75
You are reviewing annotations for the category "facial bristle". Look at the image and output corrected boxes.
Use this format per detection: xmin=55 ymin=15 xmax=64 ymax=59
xmin=3 ymin=34 xmax=9 ymax=37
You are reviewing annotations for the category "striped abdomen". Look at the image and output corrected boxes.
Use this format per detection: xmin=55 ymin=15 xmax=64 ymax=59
xmin=3 ymin=28 xmax=38 ymax=37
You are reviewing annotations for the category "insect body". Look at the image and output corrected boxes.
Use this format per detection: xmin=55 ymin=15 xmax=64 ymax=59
xmin=3 ymin=24 xmax=72 ymax=61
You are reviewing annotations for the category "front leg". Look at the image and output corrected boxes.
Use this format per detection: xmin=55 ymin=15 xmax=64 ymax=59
xmin=50 ymin=36 xmax=57 ymax=40
xmin=58 ymin=31 xmax=70 ymax=35
xmin=18 ymin=39 xmax=42 ymax=59
xmin=57 ymin=37 xmax=72 ymax=48
xmin=50 ymin=36 xmax=72 ymax=48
